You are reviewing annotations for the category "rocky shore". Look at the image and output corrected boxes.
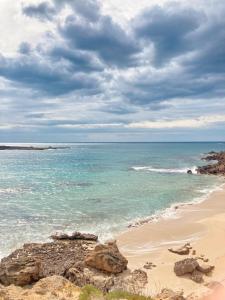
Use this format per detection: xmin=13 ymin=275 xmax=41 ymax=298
xmin=0 ymin=145 xmax=69 ymax=151
xmin=197 ymin=151 xmax=225 ymax=175
xmin=0 ymin=232 xmax=150 ymax=299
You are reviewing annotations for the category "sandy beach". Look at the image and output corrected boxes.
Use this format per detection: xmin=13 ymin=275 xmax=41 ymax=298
xmin=117 ymin=182 xmax=225 ymax=298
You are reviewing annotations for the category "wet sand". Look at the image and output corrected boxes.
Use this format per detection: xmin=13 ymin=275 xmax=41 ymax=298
xmin=117 ymin=182 xmax=225 ymax=298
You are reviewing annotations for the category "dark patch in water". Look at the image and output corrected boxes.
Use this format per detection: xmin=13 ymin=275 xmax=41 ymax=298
xmin=59 ymin=181 xmax=93 ymax=188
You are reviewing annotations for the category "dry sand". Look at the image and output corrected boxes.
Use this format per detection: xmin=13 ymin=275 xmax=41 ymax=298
xmin=117 ymin=182 xmax=225 ymax=298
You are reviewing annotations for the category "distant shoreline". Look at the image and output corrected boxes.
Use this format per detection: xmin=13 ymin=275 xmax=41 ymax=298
xmin=0 ymin=145 xmax=70 ymax=151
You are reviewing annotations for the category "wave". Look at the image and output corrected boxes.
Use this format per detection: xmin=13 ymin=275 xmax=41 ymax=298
xmin=127 ymin=181 xmax=225 ymax=229
xmin=131 ymin=165 xmax=198 ymax=174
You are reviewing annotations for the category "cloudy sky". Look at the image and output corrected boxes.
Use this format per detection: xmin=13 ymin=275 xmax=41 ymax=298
xmin=0 ymin=0 xmax=224 ymax=142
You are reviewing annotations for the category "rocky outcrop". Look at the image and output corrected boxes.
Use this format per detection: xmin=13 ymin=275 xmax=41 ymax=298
xmin=0 ymin=239 xmax=96 ymax=286
xmin=85 ymin=240 xmax=128 ymax=274
xmin=174 ymin=258 xmax=214 ymax=283
xmin=51 ymin=231 xmax=98 ymax=241
xmin=0 ymin=275 xmax=81 ymax=300
xmin=0 ymin=237 xmax=146 ymax=294
xmin=168 ymin=243 xmax=192 ymax=255
xmin=197 ymin=151 xmax=225 ymax=175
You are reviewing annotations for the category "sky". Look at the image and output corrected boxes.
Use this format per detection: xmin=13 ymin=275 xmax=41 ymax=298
xmin=0 ymin=0 xmax=224 ymax=142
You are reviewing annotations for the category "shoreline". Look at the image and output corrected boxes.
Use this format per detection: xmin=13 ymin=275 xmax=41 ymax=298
xmin=117 ymin=180 xmax=225 ymax=298
xmin=126 ymin=178 xmax=224 ymax=229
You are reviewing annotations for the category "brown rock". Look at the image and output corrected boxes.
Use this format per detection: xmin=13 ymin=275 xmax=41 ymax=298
xmin=169 ymin=243 xmax=191 ymax=255
xmin=51 ymin=231 xmax=98 ymax=241
xmin=113 ymin=269 xmax=148 ymax=294
xmin=85 ymin=240 xmax=128 ymax=274
xmin=0 ymin=240 xmax=97 ymax=286
xmin=197 ymin=264 xmax=214 ymax=274
xmin=65 ymin=267 xmax=114 ymax=292
xmin=174 ymin=258 xmax=199 ymax=276
xmin=156 ymin=288 xmax=185 ymax=300
xmin=197 ymin=151 xmax=225 ymax=176
xmin=190 ymin=270 xmax=204 ymax=283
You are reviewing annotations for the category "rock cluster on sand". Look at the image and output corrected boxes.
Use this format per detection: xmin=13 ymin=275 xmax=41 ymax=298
xmin=0 ymin=233 xmax=146 ymax=294
xmin=197 ymin=151 xmax=225 ymax=175
xmin=174 ymin=258 xmax=214 ymax=283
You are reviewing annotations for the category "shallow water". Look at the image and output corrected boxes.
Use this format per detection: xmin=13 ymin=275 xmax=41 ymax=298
xmin=0 ymin=142 xmax=224 ymax=257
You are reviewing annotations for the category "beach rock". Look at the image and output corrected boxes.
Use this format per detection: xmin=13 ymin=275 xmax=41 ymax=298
xmin=169 ymin=243 xmax=192 ymax=255
xmin=187 ymin=170 xmax=193 ymax=174
xmin=174 ymin=258 xmax=199 ymax=276
xmin=0 ymin=240 xmax=97 ymax=286
xmin=51 ymin=231 xmax=98 ymax=241
xmin=197 ymin=264 xmax=214 ymax=274
xmin=0 ymin=275 xmax=81 ymax=300
xmin=156 ymin=288 xmax=185 ymax=300
xmin=191 ymin=270 xmax=204 ymax=283
xmin=85 ymin=240 xmax=128 ymax=274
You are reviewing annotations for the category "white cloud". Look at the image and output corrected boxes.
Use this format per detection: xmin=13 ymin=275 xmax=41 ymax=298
xmin=126 ymin=115 xmax=225 ymax=129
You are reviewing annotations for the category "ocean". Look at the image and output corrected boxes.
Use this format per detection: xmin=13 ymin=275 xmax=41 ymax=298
xmin=0 ymin=142 xmax=224 ymax=258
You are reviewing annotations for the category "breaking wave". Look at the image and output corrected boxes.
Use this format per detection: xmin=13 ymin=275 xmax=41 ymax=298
xmin=131 ymin=166 xmax=198 ymax=174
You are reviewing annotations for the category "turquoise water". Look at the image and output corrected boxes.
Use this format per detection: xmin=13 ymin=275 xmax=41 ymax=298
xmin=0 ymin=142 xmax=224 ymax=257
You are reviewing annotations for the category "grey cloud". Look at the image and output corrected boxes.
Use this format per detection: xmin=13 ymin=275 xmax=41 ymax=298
xmin=134 ymin=4 xmax=203 ymax=66
xmin=0 ymin=53 xmax=100 ymax=96
xmin=60 ymin=14 xmax=140 ymax=66
xmin=22 ymin=1 xmax=56 ymax=21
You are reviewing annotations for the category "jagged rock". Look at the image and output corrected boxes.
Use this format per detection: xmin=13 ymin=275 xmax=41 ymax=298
xmin=169 ymin=243 xmax=192 ymax=255
xmin=85 ymin=240 xmax=128 ymax=274
xmin=51 ymin=231 xmax=98 ymax=241
xmin=196 ymin=264 xmax=214 ymax=274
xmin=113 ymin=269 xmax=148 ymax=294
xmin=174 ymin=258 xmax=199 ymax=276
xmin=156 ymin=288 xmax=186 ymax=300
xmin=0 ymin=276 xmax=81 ymax=300
xmin=190 ymin=270 xmax=204 ymax=283
xmin=0 ymin=240 xmax=97 ymax=286
xmin=197 ymin=151 xmax=225 ymax=175
xmin=65 ymin=267 xmax=115 ymax=292
xmin=0 ymin=258 xmax=40 ymax=286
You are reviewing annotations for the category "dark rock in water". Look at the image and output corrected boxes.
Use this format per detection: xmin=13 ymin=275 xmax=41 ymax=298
xmin=85 ymin=240 xmax=128 ymax=274
xmin=0 ymin=145 xmax=69 ymax=151
xmin=51 ymin=231 xmax=98 ymax=242
xmin=187 ymin=170 xmax=193 ymax=174
xmin=197 ymin=151 xmax=225 ymax=175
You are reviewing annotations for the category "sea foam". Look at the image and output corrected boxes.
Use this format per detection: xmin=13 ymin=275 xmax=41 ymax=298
xmin=131 ymin=166 xmax=198 ymax=174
